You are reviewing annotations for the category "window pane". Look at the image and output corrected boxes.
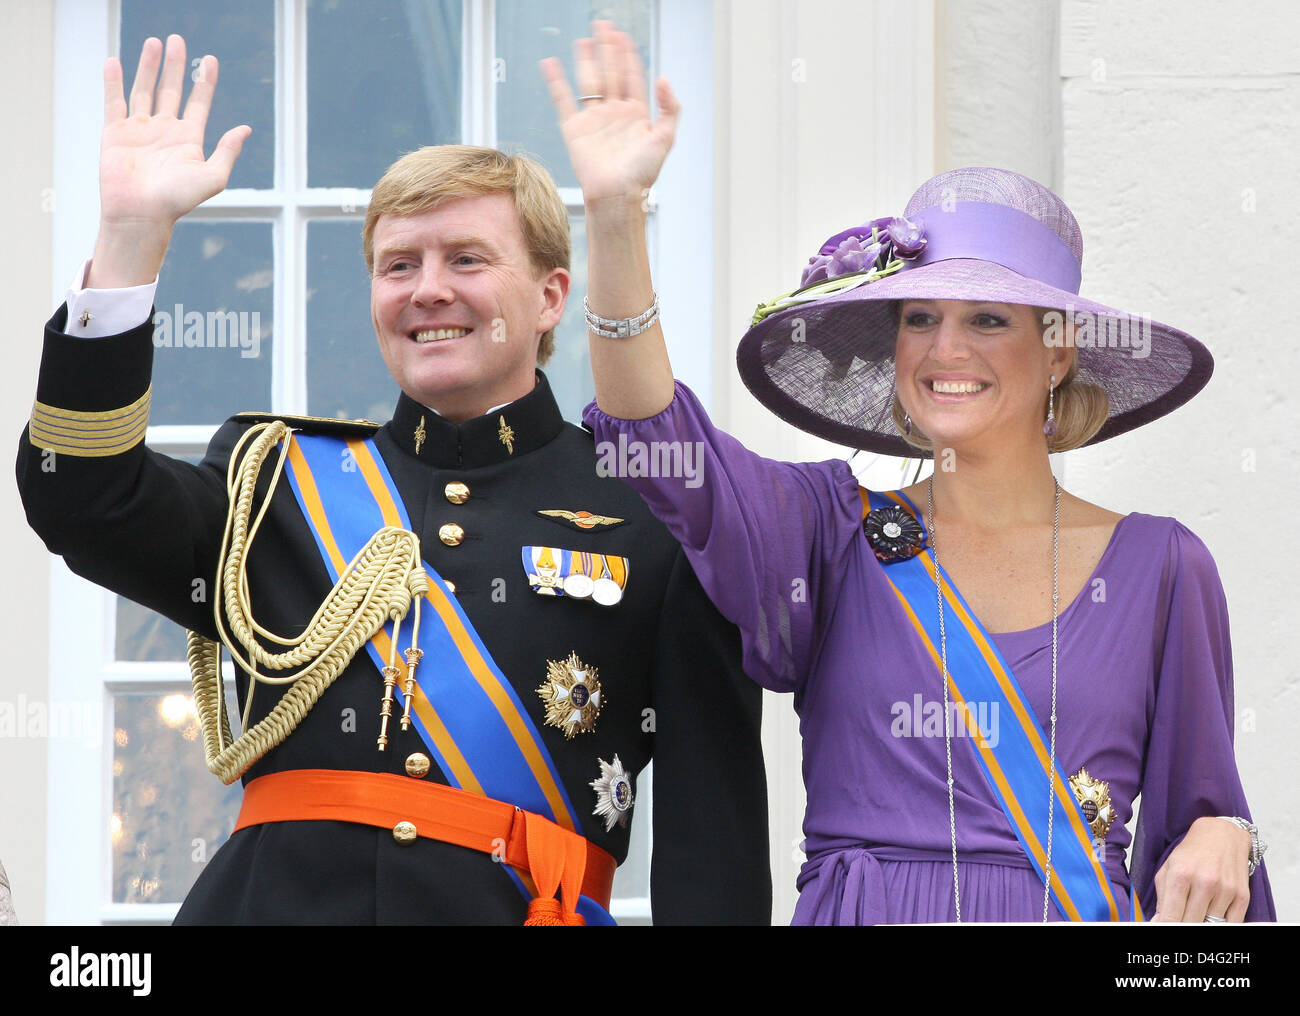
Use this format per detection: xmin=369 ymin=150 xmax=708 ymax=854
xmin=121 ymin=0 xmax=274 ymax=190
xmin=306 ymin=219 xmax=399 ymax=421
xmin=494 ymin=1 xmax=653 ymax=189
xmin=112 ymin=691 xmax=242 ymax=905
xmin=116 ymin=600 xmax=190 ymax=663
xmin=115 ymin=448 xmax=203 ymax=664
xmin=151 ymin=221 xmax=274 ymax=426
xmin=546 ymin=214 xmax=595 ymax=423
xmin=307 ymin=0 xmax=463 ymax=188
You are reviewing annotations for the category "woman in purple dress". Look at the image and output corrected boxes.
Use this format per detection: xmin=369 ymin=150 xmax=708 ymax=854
xmin=542 ymin=23 xmax=1274 ymax=923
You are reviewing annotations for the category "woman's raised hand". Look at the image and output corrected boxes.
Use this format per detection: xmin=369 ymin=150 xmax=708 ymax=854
xmin=536 ymin=20 xmax=677 ymax=419
xmin=90 ymin=34 xmax=249 ymax=287
xmin=540 ymin=20 xmax=679 ymax=208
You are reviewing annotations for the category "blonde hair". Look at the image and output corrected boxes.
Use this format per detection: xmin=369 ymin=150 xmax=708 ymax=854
xmin=363 ymin=145 xmax=570 ymax=364
xmin=888 ymin=302 xmax=1110 ymax=453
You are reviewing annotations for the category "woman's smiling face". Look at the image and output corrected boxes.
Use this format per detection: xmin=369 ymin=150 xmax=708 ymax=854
xmin=894 ymin=299 xmax=1072 ymax=452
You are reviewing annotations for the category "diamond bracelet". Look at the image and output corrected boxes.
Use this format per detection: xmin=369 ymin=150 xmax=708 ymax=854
xmin=1217 ymin=816 xmax=1267 ymax=876
xmin=584 ymin=293 xmax=660 ymax=339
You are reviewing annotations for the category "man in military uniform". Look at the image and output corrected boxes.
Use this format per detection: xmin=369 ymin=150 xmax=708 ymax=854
xmin=17 ymin=34 xmax=769 ymax=924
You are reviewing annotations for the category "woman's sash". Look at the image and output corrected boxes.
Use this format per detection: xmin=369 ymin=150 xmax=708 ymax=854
xmin=282 ymin=432 xmax=614 ymax=924
xmin=866 ymin=488 xmax=1139 ymax=922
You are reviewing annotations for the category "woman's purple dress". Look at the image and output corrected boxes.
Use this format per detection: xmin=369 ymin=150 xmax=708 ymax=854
xmin=584 ymin=382 xmax=1275 ymax=923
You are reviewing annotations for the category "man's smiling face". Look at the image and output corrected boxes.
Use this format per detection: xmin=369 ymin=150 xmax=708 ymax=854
xmin=369 ymin=192 xmax=568 ymax=422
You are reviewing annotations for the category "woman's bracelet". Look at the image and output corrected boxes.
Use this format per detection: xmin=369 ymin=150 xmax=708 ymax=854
xmin=584 ymin=293 xmax=660 ymax=338
xmin=1217 ymin=816 xmax=1266 ymax=875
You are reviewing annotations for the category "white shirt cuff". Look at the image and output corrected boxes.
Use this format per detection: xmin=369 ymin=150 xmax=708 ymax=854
xmin=63 ymin=258 xmax=158 ymax=339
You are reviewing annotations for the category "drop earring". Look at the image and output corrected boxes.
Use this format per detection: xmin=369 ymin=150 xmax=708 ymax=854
xmin=1043 ymin=374 xmax=1058 ymax=437
xmin=903 ymin=412 xmax=912 ymax=435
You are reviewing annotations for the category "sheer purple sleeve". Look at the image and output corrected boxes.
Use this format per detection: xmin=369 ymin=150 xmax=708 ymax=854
xmin=582 ymin=381 xmax=862 ymax=694
xmin=1130 ymin=521 xmax=1276 ymax=920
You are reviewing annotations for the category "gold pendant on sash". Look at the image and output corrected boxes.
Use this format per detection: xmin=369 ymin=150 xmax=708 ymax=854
xmin=1068 ymin=766 xmax=1114 ymax=841
xmin=537 ymin=652 xmax=602 ymax=738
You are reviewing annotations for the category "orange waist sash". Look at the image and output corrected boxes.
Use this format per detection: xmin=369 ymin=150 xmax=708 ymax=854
xmin=234 ymin=768 xmax=615 ymax=922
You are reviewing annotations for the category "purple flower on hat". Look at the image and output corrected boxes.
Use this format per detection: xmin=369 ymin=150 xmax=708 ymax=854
xmin=801 ymin=253 xmax=835 ymax=287
xmin=799 ymin=215 xmax=927 ymax=289
xmin=885 ymin=216 xmax=927 ymax=259
xmin=830 ymin=237 xmax=884 ymax=276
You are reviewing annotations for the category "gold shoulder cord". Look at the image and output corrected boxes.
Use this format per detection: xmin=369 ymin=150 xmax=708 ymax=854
xmin=187 ymin=421 xmax=428 ymax=784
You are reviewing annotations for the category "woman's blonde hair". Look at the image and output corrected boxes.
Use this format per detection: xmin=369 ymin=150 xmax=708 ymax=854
xmin=363 ymin=146 xmax=571 ymax=364
xmin=888 ymin=302 xmax=1110 ymax=453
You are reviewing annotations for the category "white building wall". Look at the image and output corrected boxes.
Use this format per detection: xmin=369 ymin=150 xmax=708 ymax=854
xmin=1055 ymin=0 xmax=1298 ymax=917
xmin=0 ymin=0 xmax=54 ymax=926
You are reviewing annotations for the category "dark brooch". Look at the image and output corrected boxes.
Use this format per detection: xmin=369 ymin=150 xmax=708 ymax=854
xmin=863 ymin=505 xmax=926 ymax=563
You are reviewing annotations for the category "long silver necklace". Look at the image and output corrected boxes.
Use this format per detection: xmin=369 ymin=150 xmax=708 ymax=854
xmin=926 ymin=475 xmax=1060 ymax=923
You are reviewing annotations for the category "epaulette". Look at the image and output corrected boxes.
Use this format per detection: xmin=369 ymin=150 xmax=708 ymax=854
xmin=231 ymin=411 xmax=383 ymax=437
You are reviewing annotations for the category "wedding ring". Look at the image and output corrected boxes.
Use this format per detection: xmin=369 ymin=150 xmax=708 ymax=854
xmin=1203 ymin=914 xmax=1227 ymax=924
xmin=577 ymin=94 xmax=604 ymax=103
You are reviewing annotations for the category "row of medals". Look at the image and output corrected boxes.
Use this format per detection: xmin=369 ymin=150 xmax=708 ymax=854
xmin=553 ymin=568 xmax=622 ymax=606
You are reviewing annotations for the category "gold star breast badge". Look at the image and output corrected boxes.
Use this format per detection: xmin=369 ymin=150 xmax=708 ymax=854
xmin=537 ymin=652 xmax=602 ymax=738
xmin=1068 ymin=766 xmax=1115 ymax=841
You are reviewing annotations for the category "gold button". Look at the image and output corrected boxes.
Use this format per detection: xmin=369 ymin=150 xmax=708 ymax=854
xmin=444 ymin=579 xmax=456 ymax=594
xmin=404 ymin=752 xmax=431 ymax=778
xmin=444 ymin=481 xmax=470 ymax=505
xmin=393 ymin=820 xmax=418 ymax=845
xmin=439 ymin=523 xmax=464 ymax=546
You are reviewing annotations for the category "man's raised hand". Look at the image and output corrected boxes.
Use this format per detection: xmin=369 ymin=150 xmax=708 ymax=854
xmin=89 ymin=34 xmax=250 ymax=288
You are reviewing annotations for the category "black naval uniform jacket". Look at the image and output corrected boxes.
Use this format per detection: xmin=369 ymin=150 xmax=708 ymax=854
xmin=17 ymin=305 xmax=771 ymax=925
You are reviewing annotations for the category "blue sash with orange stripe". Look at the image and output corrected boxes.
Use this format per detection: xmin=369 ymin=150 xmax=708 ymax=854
xmin=868 ymin=488 xmax=1142 ymax=922
xmin=282 ymin=432 xmax=614 ymax=924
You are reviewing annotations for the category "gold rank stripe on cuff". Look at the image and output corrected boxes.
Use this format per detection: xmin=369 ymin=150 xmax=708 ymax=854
xmin=28 ymin=386 xmax=152 ymax=457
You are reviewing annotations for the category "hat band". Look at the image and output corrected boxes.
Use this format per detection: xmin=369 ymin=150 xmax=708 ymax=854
xmin=906 ymin=201 xmax=1082 ymax=294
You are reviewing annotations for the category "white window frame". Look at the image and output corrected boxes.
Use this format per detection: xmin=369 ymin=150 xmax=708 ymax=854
xmin=48 ymin=0 xmax=712 ymax=926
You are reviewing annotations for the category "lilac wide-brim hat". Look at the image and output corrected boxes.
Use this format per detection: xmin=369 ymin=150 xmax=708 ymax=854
xmin=735 ymin=167 xmax=1213 ymax=458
